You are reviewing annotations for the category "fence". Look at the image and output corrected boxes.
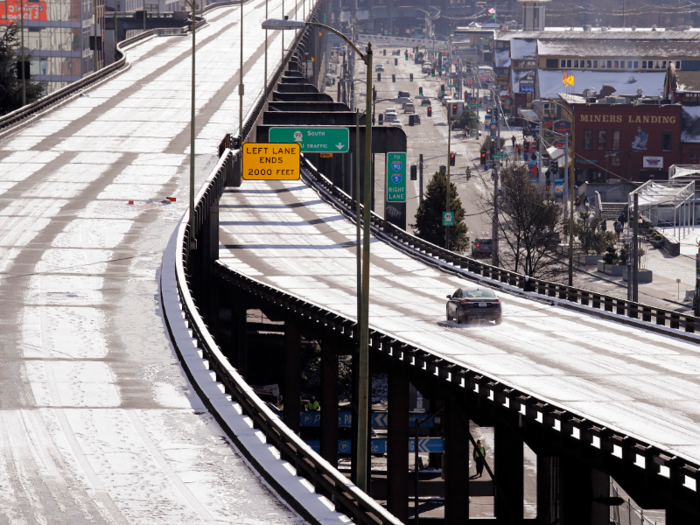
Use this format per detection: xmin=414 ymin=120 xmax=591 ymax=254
xmin=611 ymin=483 xmax=660 ymax=525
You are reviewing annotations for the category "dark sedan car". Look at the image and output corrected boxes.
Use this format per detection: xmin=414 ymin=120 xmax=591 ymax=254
xmin=446 ymin=288 xmax=502 ymax=325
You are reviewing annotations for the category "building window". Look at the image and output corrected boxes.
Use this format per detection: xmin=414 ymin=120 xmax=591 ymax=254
xmin=598 ymin=130 xmax=607 ymax=150
xmin=583 ymin=129 xmax=593 ymax=150
xmin=560 ymin=59 xmax=571 ymax=68
xmin=612 ymin=130 xmax=621 ymax=150
xmin=662 ymin=131 xmax=672 ymax=151
xmin=691 ymin=148 xmax=700 ymax=161
xmin=642 ymin=60 xmax=648 ymax=69
xmin=676 ymin=60 xmax=682 ymax=70
xmin=614 ymin=60 xmax=620 ymax=69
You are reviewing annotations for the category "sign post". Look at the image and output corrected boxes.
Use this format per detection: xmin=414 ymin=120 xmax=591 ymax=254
xmin=269 ymin=127 xmax=349 ymax=153
xmin=242 ymin=143 xmax=301 ymax=180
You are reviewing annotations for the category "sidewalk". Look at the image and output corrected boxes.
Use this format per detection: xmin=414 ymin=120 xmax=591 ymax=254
xmin=570 ymin=226 xmax=696 ymax=314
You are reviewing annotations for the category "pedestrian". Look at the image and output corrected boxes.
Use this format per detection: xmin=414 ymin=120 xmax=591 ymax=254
xmin=465 ymin=167 xmax=471 ymax=180
xmin=511 ymin=135 xmax=516 ymax=149
xmin=613 ymin=219 xmax=623 ymax=241
xmin=473 ymin=439 xmax=486 ymax=478
xmin=601 ymin=219 xmax=607 ymax=232
xmin=523 ymin=151 xmax=528 ymax=162
xmin=305 ymin=395 xmax=320 ymax=411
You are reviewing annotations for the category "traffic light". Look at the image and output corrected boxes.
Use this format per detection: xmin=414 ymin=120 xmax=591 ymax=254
xmin=16 ymin=60 xmax=29 ymax=80
xmin=373 ymin=86 xmax=377 ymax=101
xmin=419 ymin=86 xmax=423 ymax=95
xmin=395 ymin=58 xmax=398 ymax=66
xmin=480 ymin=151 xmax=487 ymax=165
xmin=452 ymin=104 xmax=458 ymax=116
xmin=392 ymin=74 xmax=396 ymax=82
xmin=441 ymin=84 xmax=445 ymax=94
xmin=410 ymin=73 xmax=413 ymax=82
xmin=405 ymin=53 xmax=408 ymax=61
xmin=410 ymin=165 xmax=417 ymax=180
xmin=431 ymin=68 xmax=435 ymax=77
xmin=427 ymin=107 xmax=432 ymax=117
xmin=450 ymin=153 xmax=456 ymax=166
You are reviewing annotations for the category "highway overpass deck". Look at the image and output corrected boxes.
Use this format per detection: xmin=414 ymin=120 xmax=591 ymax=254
xmin=219 ymin=175 xmax=700 ymax=470
xmin=0 ymin=2 xmax=311 ymax=522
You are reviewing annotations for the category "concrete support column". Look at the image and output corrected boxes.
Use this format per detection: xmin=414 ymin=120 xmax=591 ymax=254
xmin=536 ymin=454 xmax=559 ymax=524
xmin=559 ymin=456 xmax=609 ymax=525
xmin=495 ymin=418 xmax=523 ymax=524
xmin=320 ymin=340 xmax=339 ymax=467
xmin=444 ymin=399 xmax=470 ymax=524
xmin=284 ymin=323 xmax=301 ymax=434
xmin=387 ymin=365 xmax=409 ymax=523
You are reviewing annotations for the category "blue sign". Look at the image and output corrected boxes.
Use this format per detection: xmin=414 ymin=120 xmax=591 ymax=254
xmin=529 ymin=122 xmax=539 ymax=135
xmin=300 ymin=412 xmax=434 ymax=428
xmin=304 ymin=440 xmax=388 ymax=454
xmin=409 ymin=438 xmax=445 ymax=453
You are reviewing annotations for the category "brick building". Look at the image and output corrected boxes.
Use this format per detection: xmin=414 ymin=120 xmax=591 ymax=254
xmin=558 ymin=92 xmax=682 ymax=184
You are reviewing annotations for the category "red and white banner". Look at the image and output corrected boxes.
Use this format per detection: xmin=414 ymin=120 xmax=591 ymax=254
xmin=0 ymin=0 xmax=48 ymax=24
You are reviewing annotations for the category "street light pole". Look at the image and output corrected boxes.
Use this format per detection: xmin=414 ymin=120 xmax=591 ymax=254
xmin=187 ymin=0 xmax=196 ymax=233
xmin=239 ymin=0 xmax=244 ymax=140
xmin=262 ymin=18 xmax=373 ymax=493
xmin=445 ymin=109 xmax=451 ymax=249
xmin=20 ymin=0 xmax=26 ymax=105
xmin=264 ymin=0 xmax=268 ymax=95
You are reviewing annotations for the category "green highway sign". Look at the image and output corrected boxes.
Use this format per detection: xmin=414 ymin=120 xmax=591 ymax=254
xmin=492 ymin=153 xmax=507 ymax=159
xmin=442 ymin=211 xmax=454 ymax=226
xmin=449 ymin=84 xmax=458 ymax=88
xmin=387 ymin=152 xmax=407 ymax=203
xmin=468 ymin=103 xmax=482 ymax=108
xmin=269 ymin=127 xmax=349 ymax=153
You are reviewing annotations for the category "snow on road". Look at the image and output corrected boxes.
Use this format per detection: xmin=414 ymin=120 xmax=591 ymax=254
xmin=0 ymin=2 xmax=309 ymax=522
xmin=219 ymin=177 xmax=700 ymax=468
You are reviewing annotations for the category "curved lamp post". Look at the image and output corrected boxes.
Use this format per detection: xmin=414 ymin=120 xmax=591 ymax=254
xmin=262 ymin=18 xmax=373 ymax=493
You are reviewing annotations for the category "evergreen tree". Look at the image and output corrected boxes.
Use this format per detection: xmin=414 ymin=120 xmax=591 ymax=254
xmin=0 ymin=24 xmax=45 ymax=116
xmin=411 ymin=168 xmax=469 ymax=252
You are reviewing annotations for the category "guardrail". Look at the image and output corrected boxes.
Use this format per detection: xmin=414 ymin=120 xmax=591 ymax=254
xmin=165 ymin=5 xmax=404 ymax=525
xmin=0 ymin=0 xmax=240 ymax=132
xmin=214 ymin=248 xmax=700 ymax=516
xmin=0 ymin=30 xmax=154 ymax=132
xmin=301 ymin=157 xmax=700 ymax=338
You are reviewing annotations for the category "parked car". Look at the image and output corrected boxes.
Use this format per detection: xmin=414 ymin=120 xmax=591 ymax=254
xmin=471 ymin=237 xmax=493 ymax=258
xmin=384 ymin=108 xmax=398 ymax=122
xmin=446 ymin=288 xmax=502 ymax=325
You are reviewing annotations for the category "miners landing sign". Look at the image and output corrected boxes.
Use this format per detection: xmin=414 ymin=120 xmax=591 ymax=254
xmin=579 ymin=114 xmax=678 ymax=124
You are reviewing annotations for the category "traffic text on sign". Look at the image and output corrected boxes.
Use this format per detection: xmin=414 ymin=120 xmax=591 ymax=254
xmin=242 ymin=143 xmax=300 ymax=180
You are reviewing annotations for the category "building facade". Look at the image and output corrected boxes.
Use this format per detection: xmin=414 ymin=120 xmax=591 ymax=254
xmin=1 ymin=0 xmax=104 ymax=94
xmin=559 ymin=95 xmax=682 ymax=184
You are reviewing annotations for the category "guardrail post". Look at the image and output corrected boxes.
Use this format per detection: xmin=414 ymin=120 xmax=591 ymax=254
xmin=592 ymin=294 xmax=600 ymax=309
xmin=616 ymin=299 xmax=625 ymax=315
xmin=642 ymin=305 xmax=652 ymax=322
xmin=656 ymin=310 xmax=667 ymax=326
xmin=444 ymin=399 xmax=470 ymax=523
xmin=581 ymin=290 xmax=589 ymax=306
xmin=321 ymin=339 xmax=339 ymax=469
xmin=494 ymin=417 xmax=524 ymax=523
xmin=628 ymin=302 xmax=639 ymax=319
xmin=284 ymin=323 xmax=302 ymax=435
xmin=670 ymin=312 xmax=680 ymax=330
xmin=231 ymin=301 xmax=248 ymax=376
xmin=387 ymin=363 xmax=409 ymax=522
xmin=604 ymin=297 xmax=613 ymax=312
xmin=685 ymin=316 xmax=696 ymax=333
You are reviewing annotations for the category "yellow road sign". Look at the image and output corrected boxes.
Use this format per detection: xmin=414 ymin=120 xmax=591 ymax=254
xmin=320 ymin=152 xmax=333 ymax=158
xmin=242 ymin=143 xmax=301 ymax=180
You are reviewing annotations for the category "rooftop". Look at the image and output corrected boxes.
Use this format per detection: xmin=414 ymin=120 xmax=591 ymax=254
xmin=537 ymin=39 xmax=700 ymax=57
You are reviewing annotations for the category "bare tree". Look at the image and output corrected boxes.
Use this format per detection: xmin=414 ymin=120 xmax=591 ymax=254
xmin=480 ymin=165 xmax=564 ymax=278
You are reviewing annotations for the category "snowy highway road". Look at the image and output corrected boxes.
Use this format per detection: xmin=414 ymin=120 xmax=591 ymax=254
xmin=0 ymin=3 xmax=309 ymax=523
xmin=219 ymin=177 xmax=700 ymax=468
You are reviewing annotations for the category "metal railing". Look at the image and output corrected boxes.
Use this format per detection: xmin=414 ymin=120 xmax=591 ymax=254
xmin=166 ymin=5 xmax=403 ymax=525
xmin=301 ymin=156 xmax=700 ymax=339
xmin=0 ymin=31 xmax=154 ymax=132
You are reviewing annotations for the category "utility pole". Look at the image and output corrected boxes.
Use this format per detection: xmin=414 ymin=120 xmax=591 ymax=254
xmin=492 ymin=88 xmax=501 ymax=267
xmin=419 ymin=153 xmax=424 ymax=202
xmin=264 ymin=0 xmax=268 ymax=95
xmin=238 ymin=0 xmax=244 ymax=140
xmin=114 ymin=1 xmax=118 ymax=62
xmin=445 ymin=109 xmax=452 ymax=249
